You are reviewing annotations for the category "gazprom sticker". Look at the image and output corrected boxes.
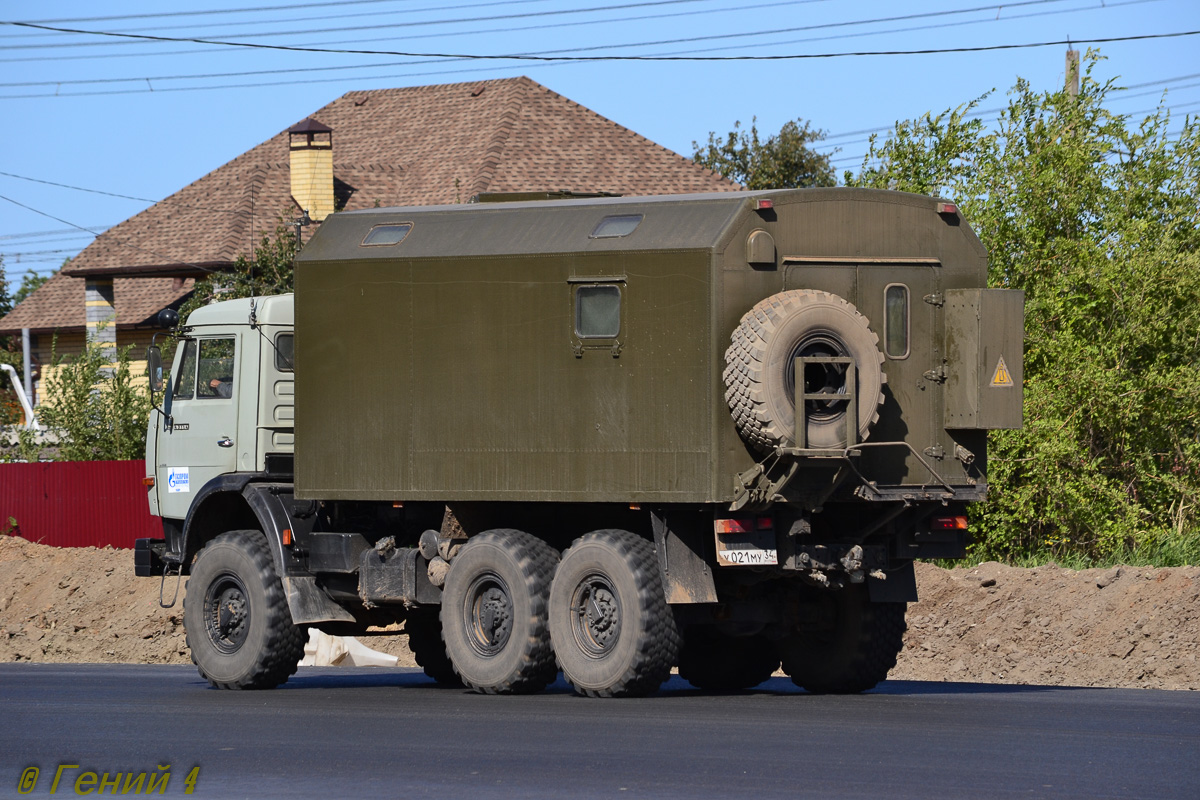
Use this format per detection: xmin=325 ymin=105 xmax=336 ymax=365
xmin=167 ymin=467 xmax=190 ymax=493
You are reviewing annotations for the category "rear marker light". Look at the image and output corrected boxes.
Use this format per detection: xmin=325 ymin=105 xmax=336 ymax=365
xmin=936 ymin=202 xmax=958 ymax=216
xmin=932 ymin=515 xmax=969 ymax=531
xmin=755 ymin=199 xmax=774 ymax=211
xmin=715 ymin=517 xmax=774 ymax=534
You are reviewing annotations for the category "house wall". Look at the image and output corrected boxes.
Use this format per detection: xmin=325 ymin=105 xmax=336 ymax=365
xmin=27 ymin=329 xmax=158 ymax=406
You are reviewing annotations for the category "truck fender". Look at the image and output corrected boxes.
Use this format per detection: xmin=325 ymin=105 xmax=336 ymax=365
xmin=181 ymin=473 xmax=259 ymax=567
xmin=241 ymin=484 xmax=356 ymax=625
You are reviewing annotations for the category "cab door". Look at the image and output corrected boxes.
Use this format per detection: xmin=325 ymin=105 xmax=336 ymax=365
xmin=155 ymin=335 xmax=240 ymax=520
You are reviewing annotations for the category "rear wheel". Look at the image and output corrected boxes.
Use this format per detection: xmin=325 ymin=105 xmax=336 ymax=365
xmin=184 ymin=530 xmax=305 ymax=690
xmin=678 ymin=627 xmax=779 ymax=691
xmin=406 ymin=608 xmax=461 ymax=687
xmin=549 ymin=530 xmax=679 ymax=698
xmin=440 ymin=530 xmax=559 ymax=694
xmin=779 ymin=585 xmax=906 ymax=694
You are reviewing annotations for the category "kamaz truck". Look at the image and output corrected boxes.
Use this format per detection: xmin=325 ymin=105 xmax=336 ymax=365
xmin=136 ymin=187 xmax=1023 ymax=697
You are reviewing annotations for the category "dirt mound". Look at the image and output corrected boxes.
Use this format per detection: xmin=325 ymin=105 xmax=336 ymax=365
xmin=896 ymin=561 xmax=1200 ymax=690
xmin=1 ymin=535 xmax=1196 ymax=689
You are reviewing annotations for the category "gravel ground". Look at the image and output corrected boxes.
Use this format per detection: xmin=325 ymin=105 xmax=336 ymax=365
xmin=1 ymin=535 xmax=1196 ymax=690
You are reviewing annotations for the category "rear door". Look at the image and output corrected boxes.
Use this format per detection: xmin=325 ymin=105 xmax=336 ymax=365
xmin=155 ymin=335 xmax=240 ymax=520
xmin=856 ymin=262 xmax=941 ymax=484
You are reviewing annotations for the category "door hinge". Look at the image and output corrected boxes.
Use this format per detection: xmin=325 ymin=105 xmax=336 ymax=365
xmin=922 ymin=365 xmax=947 ymax=383
xmin=923 ymin=292 xmax=944 ymax=307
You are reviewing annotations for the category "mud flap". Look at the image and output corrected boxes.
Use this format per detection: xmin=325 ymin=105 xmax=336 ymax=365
xmin=651 ymin=512 xmax=718 ymax=604
xmin=867 ymin=560 xmax=917 ymax=603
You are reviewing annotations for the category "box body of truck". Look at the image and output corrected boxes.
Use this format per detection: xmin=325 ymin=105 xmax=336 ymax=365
xmin=139 ymin=187 xmax=1022 ymax=697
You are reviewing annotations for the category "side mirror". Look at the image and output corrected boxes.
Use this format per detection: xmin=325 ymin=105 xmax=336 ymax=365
xmin=156 ymin=308 xmax=180 ymax=329
xmin=146 ymin=344 xmax=173 ymax=430
xmin=147 ymin=346 xmax=164 ymax=394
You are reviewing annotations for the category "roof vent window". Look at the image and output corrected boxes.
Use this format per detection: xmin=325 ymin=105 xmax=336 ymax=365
xmin=590 ymin=214 xmax=643 ymax=239
xmin=361 ymin=223 xmax=413 ymax=246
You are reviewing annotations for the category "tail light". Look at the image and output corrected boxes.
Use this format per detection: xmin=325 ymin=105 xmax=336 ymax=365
xmin=714 ymin=517 xmax=774 ymax=534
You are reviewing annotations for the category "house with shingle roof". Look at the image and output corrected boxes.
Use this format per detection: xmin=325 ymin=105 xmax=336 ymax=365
xmin=0 ymin=76 xmax=737 ymax=403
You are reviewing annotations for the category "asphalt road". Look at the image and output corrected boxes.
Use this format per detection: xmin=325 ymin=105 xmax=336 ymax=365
xmin=2 ymin=664 xmax=1198 ymax=799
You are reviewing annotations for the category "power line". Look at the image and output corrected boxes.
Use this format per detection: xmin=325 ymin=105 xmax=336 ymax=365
xmin=0 ymin=0 xmax=826 ymax=86
xmin=0 ymin=226 xmax=109 ymax=241
xmin=0 ymin=193 xmax=219 ymax=274
xmin=16 ymin=0 xmax=431 ymax=25
xmin=0 ymin=170 xmax=252 ymax=217
xmin=0 ymin=0 xmax=595 ymax=42
xmin=10 ymin=14 xmax=1196 ymax=62
xmin=2 ymin=0 xmax=739 ymax=50
xmin=0 ymin=0 xmax=1152 ymax=66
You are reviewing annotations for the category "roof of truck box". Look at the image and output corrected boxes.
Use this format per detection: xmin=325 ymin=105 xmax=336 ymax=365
xmin=295 ymin=187 xmax=955 ymax=264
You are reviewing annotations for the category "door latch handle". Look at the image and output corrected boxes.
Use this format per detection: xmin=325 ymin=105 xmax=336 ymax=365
xmin=217 ymin=437 xmax=234 ymax=448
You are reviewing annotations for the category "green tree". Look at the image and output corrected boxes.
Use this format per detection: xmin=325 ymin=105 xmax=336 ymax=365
xmin=179 ymin=220 xmax=298 ymax=322
xmin=846 ymin=52 xmax=1200 ymax=562
xmin=693 ymin=117 xmax=836 ymax=189
xmin=6 ymin=335 xmax=151 ymax=462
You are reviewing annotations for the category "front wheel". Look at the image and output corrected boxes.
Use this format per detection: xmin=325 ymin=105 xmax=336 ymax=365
xmin=183 ymin=530 xmax=306 ymax=689
xmin=549 ymin=530 xmax=680 ymax=698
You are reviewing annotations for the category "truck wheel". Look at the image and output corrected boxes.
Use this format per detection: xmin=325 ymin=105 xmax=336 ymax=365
xmin=440 ymin=530 xmax=559 ymax=694
xmin=678 ymin=627 xmax=779 ymax=691
xmin=724 ymin=290 xmax=886 ymax=451
xmin=183 ymin=530 xmax=305 ymax=690
xmin=549 ymin=530 xmax=680 ymax=698
xmin=405 ymin=608 xmax=462 ymax=687
xmin=779 ymin=586 xmax=906 ymax=694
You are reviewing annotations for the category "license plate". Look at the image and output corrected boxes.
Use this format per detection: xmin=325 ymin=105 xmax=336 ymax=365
xmin=714 ymin=526 xmax=778 ymax=567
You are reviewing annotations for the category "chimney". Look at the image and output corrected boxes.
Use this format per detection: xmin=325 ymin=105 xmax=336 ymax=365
xmin=288 ymin=118 xmax=334 ymax=221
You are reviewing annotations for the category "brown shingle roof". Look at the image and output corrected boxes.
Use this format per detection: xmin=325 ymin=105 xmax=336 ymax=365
xmin=0 ymin=76 xmax=736 ymax=334
xmin=0 ymin=272 xmax=192 ymax=334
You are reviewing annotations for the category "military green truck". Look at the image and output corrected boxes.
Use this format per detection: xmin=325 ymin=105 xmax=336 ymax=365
xmin=137 ymin=187 xmax=1023 ymax=698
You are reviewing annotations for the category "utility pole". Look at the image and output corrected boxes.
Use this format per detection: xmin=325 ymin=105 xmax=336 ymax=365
xmin=1065 ymin=47 xmax=1080 ymax=97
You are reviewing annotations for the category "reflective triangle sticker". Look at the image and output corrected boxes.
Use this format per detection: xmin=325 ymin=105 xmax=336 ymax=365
xmin=991 ymin=356 xmax=1014 ymax=387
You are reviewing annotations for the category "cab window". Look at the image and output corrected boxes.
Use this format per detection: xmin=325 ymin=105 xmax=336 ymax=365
xmin=195 ymin=338 xmax=237 ymax=399
xmin=275 ymin=333 xmax=294 ymax=372
xmin=173 ymin=340 xmax=197 ymax=400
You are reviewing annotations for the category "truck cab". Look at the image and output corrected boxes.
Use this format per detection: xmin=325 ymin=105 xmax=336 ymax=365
xmin=143 ymin=296 xmax=296 ymax=567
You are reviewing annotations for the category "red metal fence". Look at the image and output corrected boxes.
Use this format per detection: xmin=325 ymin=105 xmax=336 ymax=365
xmin=0 ymin=460 xmax=159 ymax=549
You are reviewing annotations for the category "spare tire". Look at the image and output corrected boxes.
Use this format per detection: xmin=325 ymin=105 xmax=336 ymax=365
xmin=723 ymin=290 xmax=885 ymax=451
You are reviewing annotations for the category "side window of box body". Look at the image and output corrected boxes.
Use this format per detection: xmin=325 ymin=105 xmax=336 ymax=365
xmin=884 ymin=283 xmax=910 ymax=360
xmin=575 ymin=284 xmax=623 ymax=339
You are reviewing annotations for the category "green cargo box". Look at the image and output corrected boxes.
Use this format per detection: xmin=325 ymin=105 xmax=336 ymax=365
xmin=294 ymin=187 xmax=1020 ymax=504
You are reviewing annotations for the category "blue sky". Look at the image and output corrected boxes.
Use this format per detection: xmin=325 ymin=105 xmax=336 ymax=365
xmin=2 ymin=0 xmax=1198 ymax=281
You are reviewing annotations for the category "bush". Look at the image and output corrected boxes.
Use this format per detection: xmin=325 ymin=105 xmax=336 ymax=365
xmin=847 ymin=52 xmax=1200 ymax=562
